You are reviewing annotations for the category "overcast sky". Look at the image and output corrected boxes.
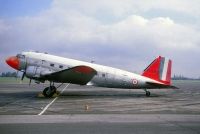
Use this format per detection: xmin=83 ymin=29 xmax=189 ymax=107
xmin=0 ymin=0 xmax=200 ymax=78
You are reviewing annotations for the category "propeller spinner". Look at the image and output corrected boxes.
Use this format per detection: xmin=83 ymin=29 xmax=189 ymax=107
xmin=5 ymin=56 xmax=20 ymax=70
xmin=6 ymin=55 xmax=27 ymax=81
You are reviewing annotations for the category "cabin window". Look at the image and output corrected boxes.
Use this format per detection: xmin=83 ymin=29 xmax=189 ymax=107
xmin=50 ymin=63 xmax=54 ymax=67
xmin=42 ymin=60 xmax=46 ymax=64
xmin=59 ymin=65 xmax=63 ymax=69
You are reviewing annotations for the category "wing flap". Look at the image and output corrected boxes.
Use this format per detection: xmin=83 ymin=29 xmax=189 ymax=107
xmin=42 ymin=65 xmax=97 ymax=85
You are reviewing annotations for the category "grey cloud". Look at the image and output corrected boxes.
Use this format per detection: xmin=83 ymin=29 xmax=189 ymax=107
xmin=0 ymin=0 xmax=200 ymax=78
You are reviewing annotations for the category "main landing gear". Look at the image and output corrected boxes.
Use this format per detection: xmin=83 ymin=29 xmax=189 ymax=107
xmin=144 ymin=89 xmax=151 ymax=97
xmin=43 ymin=82 xmax=57 ymax=97
xmin=43 ymin=86 xmax=57 ymax=97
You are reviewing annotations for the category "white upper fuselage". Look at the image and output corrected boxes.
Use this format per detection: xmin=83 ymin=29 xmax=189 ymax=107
xmin=22 ymin=51 xmax=161 ymax=89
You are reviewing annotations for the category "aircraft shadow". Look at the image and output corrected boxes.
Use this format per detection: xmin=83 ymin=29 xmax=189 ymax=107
xmin=0 ymin=90 xmax=164 ymax=100
xmin=60 ymin=91 xmax=163 ymax=98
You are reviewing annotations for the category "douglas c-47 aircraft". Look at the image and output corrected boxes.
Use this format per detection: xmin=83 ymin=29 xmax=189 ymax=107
xmin=6 ymin=51 xmax=176 ymax=97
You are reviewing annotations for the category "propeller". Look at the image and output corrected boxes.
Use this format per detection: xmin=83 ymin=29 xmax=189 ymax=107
xmin=21 ymin=71 xmax=25 ymax=81
xmin=20 ymin=58 xmax=28 ymax=82
xmin=19 ymin=71 xmax=25 ymax=84
xmin=29 ymin=79 xmax=32 ymax=86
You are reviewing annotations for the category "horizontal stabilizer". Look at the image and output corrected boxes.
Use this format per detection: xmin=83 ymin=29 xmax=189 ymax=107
xmin=146 ymin=82 xmax=178 ymax=89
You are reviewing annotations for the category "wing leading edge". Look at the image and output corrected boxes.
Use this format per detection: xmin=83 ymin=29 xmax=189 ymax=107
xmin=42 ymin=65 xmax=97 ymax=85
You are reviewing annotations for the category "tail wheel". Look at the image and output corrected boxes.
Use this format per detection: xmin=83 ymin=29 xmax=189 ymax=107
xmin=146 ymin=91 xmax=151 ymax=97
xmin=43 ymin=86 xmax=56 ymax=97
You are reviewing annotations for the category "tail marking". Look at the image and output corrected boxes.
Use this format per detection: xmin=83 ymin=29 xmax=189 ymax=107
xmin=142 ymin=56 xmax=172 ymax=85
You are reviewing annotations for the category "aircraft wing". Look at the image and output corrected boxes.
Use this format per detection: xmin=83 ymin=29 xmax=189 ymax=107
xmin=41 ymin=65 xmax=97 ymax=85
xmin=146 ymin=82 xmax=179 ymax=89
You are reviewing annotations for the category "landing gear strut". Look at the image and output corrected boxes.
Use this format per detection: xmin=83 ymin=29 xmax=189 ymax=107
xmin=144 ymin=89 xmax=151 ymax=97
xmin=43 ymin=82 xmax=57 ymax=97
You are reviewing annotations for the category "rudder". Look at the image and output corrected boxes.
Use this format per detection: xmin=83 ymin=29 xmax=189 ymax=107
xmin=142 ymin=56 xmax=172 ymax=85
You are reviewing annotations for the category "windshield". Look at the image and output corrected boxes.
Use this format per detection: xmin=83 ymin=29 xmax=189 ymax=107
xmin=16 ymin=54 xmax=25 ymax=59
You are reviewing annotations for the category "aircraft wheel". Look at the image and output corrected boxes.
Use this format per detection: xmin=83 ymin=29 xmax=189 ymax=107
xmin=43 ymin=86 xmax=56 ymax=97
xmin=146 ymin=91 xmax=151 ymax=97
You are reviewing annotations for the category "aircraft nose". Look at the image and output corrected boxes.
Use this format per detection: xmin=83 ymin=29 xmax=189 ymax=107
xmin=5 ymin=56 xmax=20 ymax=70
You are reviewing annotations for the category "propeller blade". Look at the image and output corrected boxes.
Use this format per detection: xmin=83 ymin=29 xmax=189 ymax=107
xmin=21 ymin=58 xmax=27 ymax=81
xmin=21 ymin=72 xmax=25 ymax=81
xmin=29 ymin=79 xmax=32 ymax=86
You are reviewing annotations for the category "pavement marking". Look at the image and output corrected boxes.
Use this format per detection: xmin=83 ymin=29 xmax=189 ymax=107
xmin=38 ymin=84 xmax=70 ymax=115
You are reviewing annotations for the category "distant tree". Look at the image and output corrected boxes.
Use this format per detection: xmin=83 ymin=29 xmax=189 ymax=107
xmin=1 ymin=72 xmax=17 ymax=77
xmin=172 ymin=74 xmax=189 ymax=80
xmin=1 ymin=72 xmax=6 ymax=77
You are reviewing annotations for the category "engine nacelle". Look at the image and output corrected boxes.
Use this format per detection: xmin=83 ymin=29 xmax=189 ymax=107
xmin=26 ymin=66 xmax=53 ymax=78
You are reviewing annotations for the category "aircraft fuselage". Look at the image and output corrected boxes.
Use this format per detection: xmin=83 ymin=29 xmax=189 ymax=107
xmin=20 ymin=52 xmax=157 ymax=89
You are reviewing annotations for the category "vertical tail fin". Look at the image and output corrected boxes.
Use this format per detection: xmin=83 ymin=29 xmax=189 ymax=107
xmin=142 ymin=56 xmax=172 ymax=85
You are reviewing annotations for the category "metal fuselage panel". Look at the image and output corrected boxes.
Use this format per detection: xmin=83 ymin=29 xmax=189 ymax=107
xmin=21 ymin=52 xmax=160 ymax=89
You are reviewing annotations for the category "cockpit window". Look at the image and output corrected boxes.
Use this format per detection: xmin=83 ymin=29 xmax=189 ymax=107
xmin=16 ymin=54 xmax=25 ymax=59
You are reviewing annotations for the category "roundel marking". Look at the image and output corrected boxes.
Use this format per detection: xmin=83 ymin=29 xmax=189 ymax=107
xmin=132 ymin=79 xmax=138 ymax=85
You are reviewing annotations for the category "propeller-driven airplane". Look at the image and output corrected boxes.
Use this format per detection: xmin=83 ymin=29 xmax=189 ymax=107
xmin=5 ymin=51 xmax=176 ymax=97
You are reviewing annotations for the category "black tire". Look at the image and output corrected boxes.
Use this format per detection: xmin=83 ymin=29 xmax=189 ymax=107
xmin=43 ymin=86 xmax=56 ymax=97
xmin=146 ymin=91 xmax=151 ymax=97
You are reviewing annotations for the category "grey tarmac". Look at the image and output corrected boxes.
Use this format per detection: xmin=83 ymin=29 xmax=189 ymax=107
xmin=0 ymin=114 xmax=200 ymax=134
xmin=0 ymin=80 xmax=200 ymax=134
